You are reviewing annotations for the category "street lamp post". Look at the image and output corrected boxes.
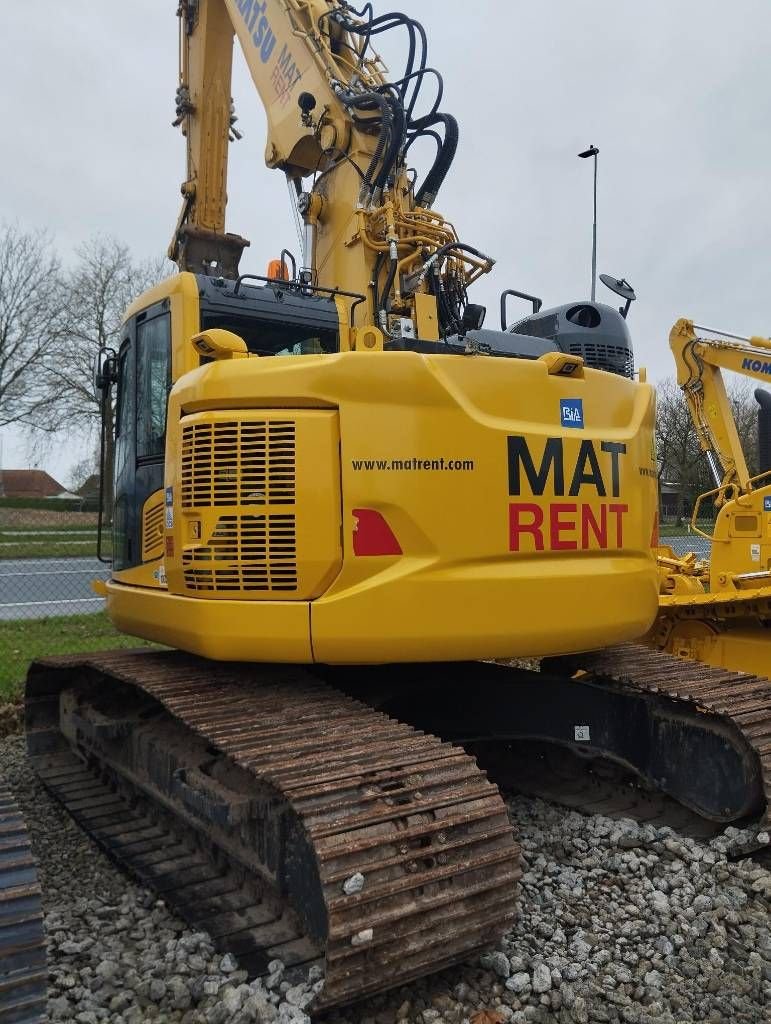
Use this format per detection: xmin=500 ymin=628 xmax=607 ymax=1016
xmin=578 ymin=144 xmax=599 ymax=302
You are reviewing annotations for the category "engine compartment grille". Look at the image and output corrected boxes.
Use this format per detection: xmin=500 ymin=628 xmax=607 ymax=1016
xmin=175 ymin=409 xmax=341 ymax=601
xmin=183 ymin=514 xmax=298 ymax=592
xmin=567 ymin=342 xmax=634 ymax=378
xmin=142 ymin=494 xmax=165 ymax=563
xmin=181 ymin=420 xmax=296 ymax=508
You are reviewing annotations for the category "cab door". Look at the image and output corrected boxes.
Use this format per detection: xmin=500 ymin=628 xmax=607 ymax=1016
xmin=113 ymin=299 xmax=171 ymax=573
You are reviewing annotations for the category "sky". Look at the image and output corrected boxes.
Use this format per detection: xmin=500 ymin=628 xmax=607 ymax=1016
xmin=2 ymin=0 xmax=770 ymax=480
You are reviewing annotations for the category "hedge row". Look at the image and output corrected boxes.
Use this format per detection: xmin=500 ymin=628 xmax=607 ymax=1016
xmin=0 ymin=497 xmax=95 ymax=511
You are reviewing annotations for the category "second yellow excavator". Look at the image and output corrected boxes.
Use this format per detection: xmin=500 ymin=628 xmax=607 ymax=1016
xmin=15 ymin=2 xmax=771 ymax=1017
xmin=651 ymin=317 xmax=771 ymax=675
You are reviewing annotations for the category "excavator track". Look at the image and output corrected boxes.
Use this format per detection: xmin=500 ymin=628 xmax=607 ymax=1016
xmin=0 ymin=788 xmax=46 ymax=1024
xmin=24 ymin=649 xmax=520 ymax=1011
xmin=544 ymin=643 xmax=771 ymax=830
xmin=337 ymin=647 xmax=770 ymax=835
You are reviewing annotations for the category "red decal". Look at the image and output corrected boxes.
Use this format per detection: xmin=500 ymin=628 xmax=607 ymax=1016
xmin=165 ymin=536 xmax=174 ymax=558
xmin=581 ymin=504 xmax=607 ymax=548
xmin=608 ymin=504 xmax=629 ymax=548
xmin=650 ymin=510 xmax=659 ymax=549
xmin=550 ymin=503 xmax=578 ymax=550
xmin=353 ymin=509 xmax=402 ymax=556
xmin=509 ymin=503 xmax=545 ymax=551
xmin=510 ymin=502 xmax=629 ymax=552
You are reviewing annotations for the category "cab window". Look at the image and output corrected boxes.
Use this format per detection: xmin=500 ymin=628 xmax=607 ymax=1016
xmin=136 ymin=313 xmax=171 ymax=459
xmin=200 ymin=312 xmax=338 ymax=357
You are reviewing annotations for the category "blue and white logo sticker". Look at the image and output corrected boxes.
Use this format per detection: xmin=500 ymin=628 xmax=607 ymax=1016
xmin=561 ymin=398 xmax=584 ymax=429
xmin=764 ymin=496 xmax=771 ymax=512
xmin=165 ymin=487 xmax=174 ymax=529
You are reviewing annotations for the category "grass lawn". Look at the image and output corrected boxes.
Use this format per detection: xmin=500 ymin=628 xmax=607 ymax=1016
xmin=0 ymin=612 xmax=153 ymax=700
xmin=0 ymin=540 xmax=100 ymax=559
xmin=0 ymin=529 xmax=105 ymax=559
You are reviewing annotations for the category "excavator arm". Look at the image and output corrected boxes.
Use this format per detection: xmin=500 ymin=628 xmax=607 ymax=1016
xmin=670 ymin=316 xmax=771 ymax=499
xmin=169 ymin=0 xmax=247 ymax=275
xmin=169 ymin=0 xmax=493 ymax=338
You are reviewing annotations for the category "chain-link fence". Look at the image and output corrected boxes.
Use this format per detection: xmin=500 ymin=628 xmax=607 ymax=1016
xmin=0 ymin=500 xmax=150 ymax=705
xmin=659 ymin=511 xmax=715 ymax=560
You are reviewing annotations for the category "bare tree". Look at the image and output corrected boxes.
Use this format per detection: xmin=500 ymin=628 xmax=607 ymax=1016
xmin=67 ymin=452 xmax=99 ymax=493
xmin=656 ymin=376 xmax=763 ymax=519
xmin=36 ymin=237 xmax=169 ymax=514
xmin=727 ymin=379 xmax=760 ymax=477
xmin=0 ymin=224 xmax=63 ymax=428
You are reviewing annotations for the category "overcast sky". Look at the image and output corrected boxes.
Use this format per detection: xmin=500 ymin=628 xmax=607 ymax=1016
xmin=2 ymin=0 xmax=770 ymax=480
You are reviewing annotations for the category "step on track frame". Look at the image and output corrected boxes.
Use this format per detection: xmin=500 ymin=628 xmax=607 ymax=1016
xmin=25 ymin=649 xmax=521 ymax=1011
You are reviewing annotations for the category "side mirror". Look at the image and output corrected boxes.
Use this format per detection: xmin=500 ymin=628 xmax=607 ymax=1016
xmin=93 ymin=349 xmax=117 ymax=401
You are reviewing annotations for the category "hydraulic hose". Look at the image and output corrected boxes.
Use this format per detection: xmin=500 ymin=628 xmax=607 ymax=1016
xmin=415 ymin=113 xmax=459 ymax=207
xmin=381 ymin=255 xmax=398 ymax=316
xmin=374 ymin=94 xmax=406 ymax=192
xmin=335 ymin=87 xmax=393 ymax=201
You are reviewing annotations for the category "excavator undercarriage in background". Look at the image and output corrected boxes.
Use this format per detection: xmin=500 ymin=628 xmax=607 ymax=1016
xmin=7 ymin=3 xmax=771 ymax=1019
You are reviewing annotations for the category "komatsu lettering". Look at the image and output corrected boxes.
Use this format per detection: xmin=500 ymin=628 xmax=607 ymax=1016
xmin=742 ymin=357 xmax=771 ymax=375
xmin=237 ymin=0 xmax=277 ymax=63
xmin=507 ymin=436 xmax=629 ymax=552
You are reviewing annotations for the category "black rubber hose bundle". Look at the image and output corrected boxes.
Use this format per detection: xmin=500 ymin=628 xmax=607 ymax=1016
xmin=336 ymin=88 xmax=393 ymax=199
xmin=415 ymin=113 xmax=459 ymax=208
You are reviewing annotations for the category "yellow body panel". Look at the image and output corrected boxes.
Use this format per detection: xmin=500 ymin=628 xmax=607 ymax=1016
xmin=107 ymin=279 xmax=659 ymax=664
xmin=651 ymin=617 xmax=771 ymax=677
xmin=709 ymin=483 xmax=771 ymax=584
xmin=106 ymin=582 xmax=313 ymax=662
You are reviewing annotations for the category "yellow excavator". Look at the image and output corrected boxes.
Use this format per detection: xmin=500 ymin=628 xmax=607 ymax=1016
xmin=6 ymin=3 xmax=770 ymax=1020
xmin=651 ymin=318 xmax=771 ymax=674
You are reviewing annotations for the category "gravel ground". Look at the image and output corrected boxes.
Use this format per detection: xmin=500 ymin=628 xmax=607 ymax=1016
xmin=2 ymin=734 xmax=769 ymax=1024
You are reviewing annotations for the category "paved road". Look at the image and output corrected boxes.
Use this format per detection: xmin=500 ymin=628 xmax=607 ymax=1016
xmin=0 ymin=558 xmax=109 ymax=621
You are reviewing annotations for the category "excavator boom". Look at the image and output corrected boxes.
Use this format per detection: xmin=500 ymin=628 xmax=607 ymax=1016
xmin=169 ymin=0 xmax=492 ymax=340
